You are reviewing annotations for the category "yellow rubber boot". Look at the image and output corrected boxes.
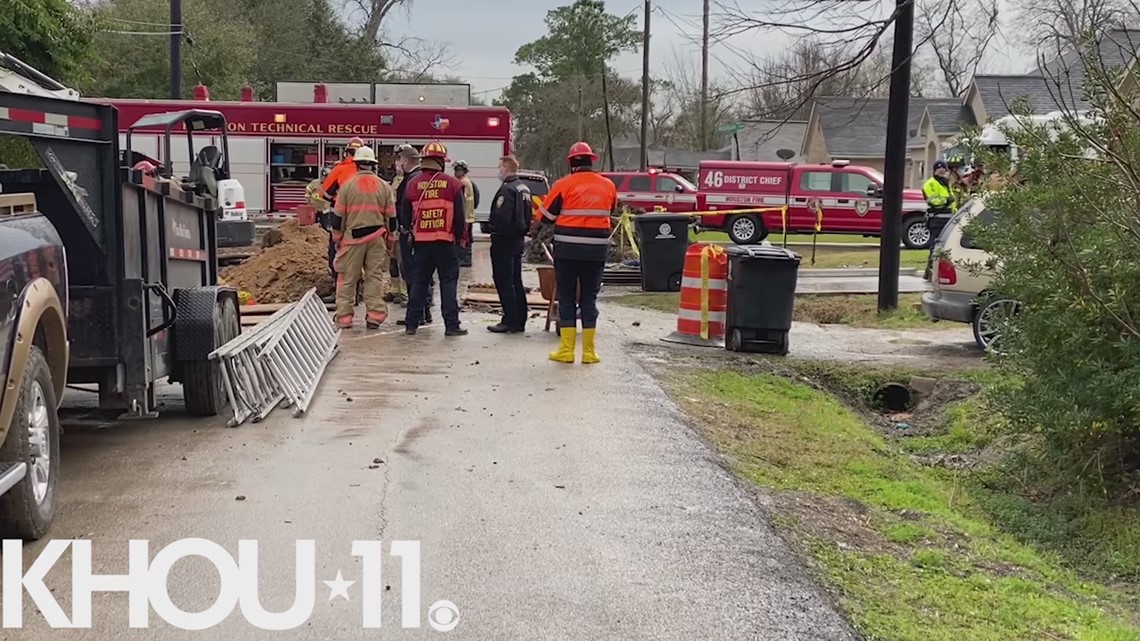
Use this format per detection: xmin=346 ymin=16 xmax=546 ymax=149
xmin=549 ymin=327 xmax=577 ymax=363
xmin=581 ymin=328 xmax=600 ymax=364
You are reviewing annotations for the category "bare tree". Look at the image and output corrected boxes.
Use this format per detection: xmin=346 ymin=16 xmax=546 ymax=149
xmin=915 ymin=0 xmax=1000 ymax=96
xmin=654 ymin=48 xmax=736 ymax=149
xmin=1011 ymin=0 xmax=1128 ymax=53
xmin=340 ymin=0 xmax=413 ymax=43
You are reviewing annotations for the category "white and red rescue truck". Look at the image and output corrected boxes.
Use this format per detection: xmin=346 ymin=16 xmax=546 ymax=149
xmin=695 ymin=160 xmax=931 ymax=248
xmin=601 ymin=168 xmax=699 ymax=213
xmin=102 ymin=98 xmax=512 ymax=217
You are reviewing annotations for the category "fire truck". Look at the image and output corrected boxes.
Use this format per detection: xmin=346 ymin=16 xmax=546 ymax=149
xmin=102 ymin=97 xmax=513 ymax=216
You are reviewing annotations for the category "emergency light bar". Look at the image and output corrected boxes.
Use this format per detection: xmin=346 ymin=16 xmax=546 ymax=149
xmin=831 ymin=159 xmax=850 ymax=167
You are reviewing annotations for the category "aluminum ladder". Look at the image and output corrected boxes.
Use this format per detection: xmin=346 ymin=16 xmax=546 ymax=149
xmin=210 ymin=288 xmax=339 ymax=427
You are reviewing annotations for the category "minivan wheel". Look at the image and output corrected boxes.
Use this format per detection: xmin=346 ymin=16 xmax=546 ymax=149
xmin=728 ymin=215 xmax=766 ymax=244
xmin=972 ymin=298 xmax=1018 ymax=351
xmin=903 ymin=217 xmax=931 ymax=249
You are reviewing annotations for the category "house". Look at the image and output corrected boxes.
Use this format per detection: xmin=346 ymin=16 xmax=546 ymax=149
xmin=734 ymin=120 xmax=808 ymax=162
xmin=802 ymin=96 xmax=962 ymax=186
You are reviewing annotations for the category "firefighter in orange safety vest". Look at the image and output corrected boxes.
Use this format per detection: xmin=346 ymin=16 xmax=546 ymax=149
xmin=539 ymin=141 xmax=618 ymax=364
xmin=400 ymin=141 xmax=469 ymax=336
xmin=330 ymin=146 xmax=397 ymax=329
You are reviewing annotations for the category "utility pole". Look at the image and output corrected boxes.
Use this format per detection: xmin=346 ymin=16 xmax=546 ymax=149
xmin=577 ymin=86 xmax=584 ymax=140
xmin=700 ymin=0 xmax=710 ymax=151
xmin=877 ymin=0 xmax=915 ymax=312
xmin=639 ymin=0 xmax=651 ymax=171
xmin=602 ymin=66 xmax=615 ymax=171
xmin=170 ymin=0 xmax=183 ymax=99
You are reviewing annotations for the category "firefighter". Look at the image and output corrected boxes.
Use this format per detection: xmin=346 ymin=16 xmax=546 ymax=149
xmin=392 ymin=144 xmax=434 ymax=326
xmin=321 ymin=137 xmax=365 ymax=277
xmin=539 ymin=142 xmax=617 ymax=364
xmin=306 ymin=167 xmax=332 ymax=218
xmin=486 ymin=154 xmax=531 ymax=333
xmin=921 ymin=159 xmax=957 ymax=281
xmin=330 ymin=146 xmax=397 ymax=329
xmin=453 ymin=160 xmax=478 ymax=268
xmin=400 ymin=141 xmax=468 ymax=336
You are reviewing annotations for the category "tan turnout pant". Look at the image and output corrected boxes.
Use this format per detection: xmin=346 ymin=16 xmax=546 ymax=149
xmin=334 ymin=238 xmax=389 ymax=326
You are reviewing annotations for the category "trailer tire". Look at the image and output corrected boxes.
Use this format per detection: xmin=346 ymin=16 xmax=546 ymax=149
xmin=182 ymin=296 xmax=239 ymax=417
xmin=0 ymin=346 xmax=61 ymax=540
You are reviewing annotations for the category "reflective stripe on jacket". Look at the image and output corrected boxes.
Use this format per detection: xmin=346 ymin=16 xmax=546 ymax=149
xmin=333 ymin=170 xmax=396 ymax=245
xmin=540 ymin=170 xmax=617 ymax=262
xmin=405 ymin=169 xmax=466 ymax=243
xmin=459 ymin=175 xmax=476 ymax=224
xmin=922 ymin=176 xmax=956 ymax=216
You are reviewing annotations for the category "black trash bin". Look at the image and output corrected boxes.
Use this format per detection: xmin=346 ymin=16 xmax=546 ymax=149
xmin=724 ymin=244 xmax=802 ymax=355
xmin=634 ymin=213 xmax=691 ymax=292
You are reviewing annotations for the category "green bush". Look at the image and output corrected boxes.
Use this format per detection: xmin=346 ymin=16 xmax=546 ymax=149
xmin=967 ymin=49 xmax=1140 ymax=490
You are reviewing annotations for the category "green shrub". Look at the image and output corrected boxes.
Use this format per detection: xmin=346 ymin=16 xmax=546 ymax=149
xmin=967 ymin=43 xmax=1140 ymax=490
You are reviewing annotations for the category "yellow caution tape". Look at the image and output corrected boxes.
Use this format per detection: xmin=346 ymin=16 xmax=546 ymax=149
xmin=698 ymin=244 xmax=726 ymax=340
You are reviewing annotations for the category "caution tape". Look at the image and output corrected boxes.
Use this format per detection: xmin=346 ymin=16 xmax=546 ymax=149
xmin=699 ymin=244 xmax=727 ymax=340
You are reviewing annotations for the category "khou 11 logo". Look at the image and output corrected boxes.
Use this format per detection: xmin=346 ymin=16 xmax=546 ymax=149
xmin=1 ymin=539 xmax=460 ymax=632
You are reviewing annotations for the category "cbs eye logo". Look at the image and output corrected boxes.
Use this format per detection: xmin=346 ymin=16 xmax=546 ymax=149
xmin=427 ymin=599 xmax=460 ymax=632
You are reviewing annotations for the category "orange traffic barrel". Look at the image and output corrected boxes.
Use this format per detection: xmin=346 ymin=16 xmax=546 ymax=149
xmin=661 ymin=243 xmax=728 ymax=347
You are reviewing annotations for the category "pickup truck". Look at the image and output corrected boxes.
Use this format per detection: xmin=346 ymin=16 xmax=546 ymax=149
xmin=695 ymin=159 xmax=931 ymax=247
xmin=601 ymin=169 xmax=699 ymax=214
xmin=0 ymin=193 xmax=68 ymax=540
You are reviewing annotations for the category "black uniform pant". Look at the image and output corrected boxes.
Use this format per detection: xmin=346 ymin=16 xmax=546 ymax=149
xmin=460 ymin=223 xmax=474 ymax=265
xmin=407 ymin=241 xmax=461 ymax=331
xmin=490 ymin=238 xmax=527 ymax=329
xmin=555 ymin=258 xmax=605 ymax=329
xmin=400 ymin=233 xmax=433 ymax=300
xmin=924 ymin=214 xmax=952 ymax=277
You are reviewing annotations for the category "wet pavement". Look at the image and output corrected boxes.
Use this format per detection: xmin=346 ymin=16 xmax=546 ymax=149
xmin=10 ymin=243 xmax=863 ymax=640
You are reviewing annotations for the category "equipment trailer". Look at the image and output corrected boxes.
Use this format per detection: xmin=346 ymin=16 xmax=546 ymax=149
xmin=0 ymin=89 xmax=240 ymax=418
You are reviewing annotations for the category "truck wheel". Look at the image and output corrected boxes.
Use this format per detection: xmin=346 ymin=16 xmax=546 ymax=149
xmin=0 ymin=346 xmax=61 ymax=540
xmin=183 ymin=296 xmax=240 ymax=417
xmin=728 ymin=215 xmax=766 ymax=244
xmin=902 ymin=216 xmax=931 ymax=249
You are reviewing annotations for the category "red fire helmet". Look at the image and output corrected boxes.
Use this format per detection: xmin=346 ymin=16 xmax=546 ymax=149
xmin=567 ymin=141 xmax=597 ymax=161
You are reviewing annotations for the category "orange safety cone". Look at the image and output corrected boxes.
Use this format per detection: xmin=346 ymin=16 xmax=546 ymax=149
xmin=661 ymin=243 xmax=728 ymax=347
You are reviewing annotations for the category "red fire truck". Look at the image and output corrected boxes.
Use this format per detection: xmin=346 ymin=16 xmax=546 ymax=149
xmin=103 ymin=99 xmax=512 ymax=215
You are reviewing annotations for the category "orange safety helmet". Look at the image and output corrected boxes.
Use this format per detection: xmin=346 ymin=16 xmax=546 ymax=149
xmin=567 ymin=141 xmax=597 ymax=161
xmin=420 ymin=140 xmax=449 ymax=161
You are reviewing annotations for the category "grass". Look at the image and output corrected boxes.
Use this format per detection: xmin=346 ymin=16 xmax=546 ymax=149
xmin=607 ymin=292 xmax=949 ymax=330
xmin=692 ymin=231 xmax=880 ymax=245
xmin=687 ymin=230 xmax=928 ymax=271
xmin=668 ymin=369 xmax=1140 ymax=641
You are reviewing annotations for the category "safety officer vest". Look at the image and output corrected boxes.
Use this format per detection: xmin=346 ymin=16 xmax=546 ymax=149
xmin=407 ymin=169 xmax=463 ymax=243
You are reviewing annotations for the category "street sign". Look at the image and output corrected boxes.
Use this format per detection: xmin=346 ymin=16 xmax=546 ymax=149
xmin=719 ymin=122 xmax=745 ymax=133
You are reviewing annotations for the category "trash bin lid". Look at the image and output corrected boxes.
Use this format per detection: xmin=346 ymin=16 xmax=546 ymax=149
xmin=724 ymin=243 xmax=802 ymax=261
xmin=633 ymin=213 xmax=692 ymax=222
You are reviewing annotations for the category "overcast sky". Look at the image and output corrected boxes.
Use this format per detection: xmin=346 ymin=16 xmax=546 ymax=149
xmin=382 ymin=0 xmax=1033 ymax=101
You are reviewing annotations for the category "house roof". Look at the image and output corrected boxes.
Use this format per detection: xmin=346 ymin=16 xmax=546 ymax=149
xmin=736 ymin=120 xmax=808 ymax=161
xmin=971 ymin=29 xmax=1140 ymax=117
xmin=925 ymin=103 xmax=976 ymax=133
xmin=970 ymin=75 xmax=1054 ymax=118
xmin=807 ymin=97 xmax=960 ymax=157
xmin=611 ymin=145 xmax=730 ymax=171
xmin=1039 ymin=28 xmax=1140 ymax=110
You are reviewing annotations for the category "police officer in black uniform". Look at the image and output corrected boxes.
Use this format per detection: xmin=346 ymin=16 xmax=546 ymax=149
xmin=392 ymin=144 xmax=433 ymax=326
xmin=486 ymin=154 xmax=532 ymax=333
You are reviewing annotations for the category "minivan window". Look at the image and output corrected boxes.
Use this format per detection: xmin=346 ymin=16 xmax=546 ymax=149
xmin=959 ymin=207 xmax=995 ymax=250
xmin=629 ymin=176 xmax=651 ymax=191
xmin=801 ymin=171 xmax=832 ymax=192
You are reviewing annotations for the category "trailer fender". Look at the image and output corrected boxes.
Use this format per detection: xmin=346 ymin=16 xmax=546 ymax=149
xmin=1 ymin=279 xmax=68 ymax=439
xmin=172 ymin=286 xmax=240 ymax=361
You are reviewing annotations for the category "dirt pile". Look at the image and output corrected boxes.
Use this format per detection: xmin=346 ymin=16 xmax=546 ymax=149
xmin=220 ymin=220 xmax=334 ymax=303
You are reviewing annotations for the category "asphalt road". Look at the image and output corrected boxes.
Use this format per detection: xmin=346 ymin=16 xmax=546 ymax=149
xmin=8 ymin=246 xmax=858 ymax=640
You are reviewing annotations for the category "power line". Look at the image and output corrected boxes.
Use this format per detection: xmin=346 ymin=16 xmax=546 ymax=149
xmin=99 ymin=29 xmax=183 ymax=36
